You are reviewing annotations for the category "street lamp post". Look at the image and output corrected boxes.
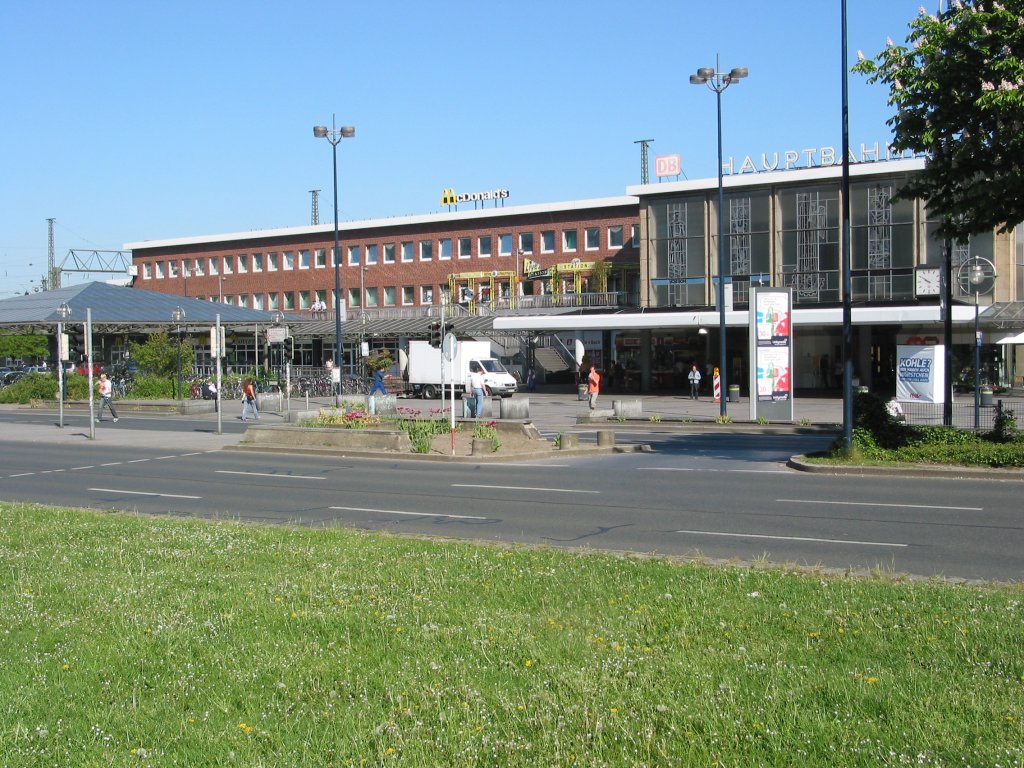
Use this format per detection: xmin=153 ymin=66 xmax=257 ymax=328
xmin=691 ymin=55 xmax=747 ymax=417
xmin=956 ymin=256 xmax=996 ymax=431
xmin=171 ymin=306 xmax=185 ymax=401
xmin=57 ymin=302 xmax=71 ymax=428
xmin=313 ymin=117 xmax=356 ymax=401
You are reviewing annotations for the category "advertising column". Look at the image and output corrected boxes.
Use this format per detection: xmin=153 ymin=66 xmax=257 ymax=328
xmin=749 ymin=287 xmax=794 ymax=422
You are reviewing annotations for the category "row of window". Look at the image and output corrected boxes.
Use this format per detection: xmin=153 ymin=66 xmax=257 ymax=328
xmin=140 ymin=225 xmax=639 ymax=281
xmin=191 ymin=284 xmax=448 ymax=311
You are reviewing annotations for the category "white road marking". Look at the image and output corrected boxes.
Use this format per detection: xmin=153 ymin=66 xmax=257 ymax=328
xmin=70 ymin=466 xmax=95 ymax=471
xmin=89 ymin=488 xmax=202 ymax=499
xmin=216 ymin=470 xmax=324 ymax=480
xmin=675 ymin=529 xmax=907 ymax=548
xmin=330 ymin=505 xmax=487 ymax=520
xmin=9 ymin=472 xmax=35 ymax=477
xmin=777 ymin=498 xmax=982 ymax=512
xmin=451 ymin=483 xmax=599 ymax=493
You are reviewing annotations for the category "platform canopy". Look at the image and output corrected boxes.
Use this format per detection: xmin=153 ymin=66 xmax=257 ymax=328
xmin=0 ymin=282 xmax=277 ymax=334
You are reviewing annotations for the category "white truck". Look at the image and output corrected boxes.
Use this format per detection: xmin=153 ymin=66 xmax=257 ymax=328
xmin=405 ymin=340 xmax=518 ymax=400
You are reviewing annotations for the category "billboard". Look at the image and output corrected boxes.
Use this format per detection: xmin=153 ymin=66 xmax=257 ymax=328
xmin=896 ymin=345 xmax=945 ymax=403
xmin=749 ymin=287 xmax=794 ymax=421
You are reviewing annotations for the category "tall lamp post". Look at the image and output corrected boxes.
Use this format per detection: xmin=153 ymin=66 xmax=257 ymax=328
xmin=56 ymin=302 xmax=71 ymax=428
xmin=313 ymin=117 xmax=356 ymax=400
xmin=171 ymin=306 xmax=185 ymax=401
xmin=958 ymin=256 xmax=996 ymax=431
xmin=690 ymin=56 xmax=747 ymax=417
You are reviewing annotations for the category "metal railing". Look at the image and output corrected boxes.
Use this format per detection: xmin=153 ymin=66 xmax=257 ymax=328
xmin=902 ymin=400 xmax=1010 ymax=432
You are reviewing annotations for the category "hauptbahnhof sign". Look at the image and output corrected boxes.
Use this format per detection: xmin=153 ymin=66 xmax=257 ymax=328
xmin=723 ymin=142 xmax=924 ymax=175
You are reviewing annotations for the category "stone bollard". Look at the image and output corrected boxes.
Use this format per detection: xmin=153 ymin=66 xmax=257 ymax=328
xmin=471 ymin=438 xmax=491 ymax=456
xmin=258 ymin=392 xmax=282 ymax=412
xmin=500 ymin=397 xmax=529 ymax=420
xmin=613 ymin=399 xmax=643 ymax=418
xmin=560 ymin=433 xmax=579 ymax=450
xmin=597 ymin=430 xmax=615 ymax=448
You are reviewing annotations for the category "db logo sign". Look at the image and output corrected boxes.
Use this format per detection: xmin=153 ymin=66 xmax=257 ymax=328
xmin=655 ymin=154 xmax=681 ymax=177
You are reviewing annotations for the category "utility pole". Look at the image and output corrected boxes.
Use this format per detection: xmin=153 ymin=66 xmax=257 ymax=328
xmin=309 ymin=189 xmax=321 ymax=225
xmin=47 ymin=218 xmax=58 ymax=290
xmin=634 ymin=139 xmax=654 ymax=184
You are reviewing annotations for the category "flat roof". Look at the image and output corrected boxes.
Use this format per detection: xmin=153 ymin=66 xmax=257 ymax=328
xmin=626 ymin=157 xmax=927 ymax=197
xmin=124 ymin=195 xmax=639 ymax=251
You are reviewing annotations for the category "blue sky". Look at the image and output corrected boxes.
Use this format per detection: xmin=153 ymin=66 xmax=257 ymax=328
xmin=1 ymin=0 xmax=932 ymax=295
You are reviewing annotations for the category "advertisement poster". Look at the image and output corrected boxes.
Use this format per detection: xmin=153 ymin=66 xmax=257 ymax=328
xmin=756 ymin=347 xmax=791 ymax=401
xmin=755 ymin=292 xmax=791 ymax=347
xmin=896 ymin=345 xmax=945 ymax=403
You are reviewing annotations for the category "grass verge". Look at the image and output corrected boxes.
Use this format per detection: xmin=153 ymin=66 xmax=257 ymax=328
xmin=3 ymin=502 xmax=1023 ymax=766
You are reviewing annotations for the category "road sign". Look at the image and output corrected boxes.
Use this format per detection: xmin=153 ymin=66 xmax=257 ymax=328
xmin=443 ymin=333 xmax=458 ymax=361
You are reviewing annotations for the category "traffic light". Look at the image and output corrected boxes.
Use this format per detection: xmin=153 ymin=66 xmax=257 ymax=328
xmin=428 ymin=322 xmax=442 ymax=348
xmin=68 ymin=327 xmax=85 ymax=360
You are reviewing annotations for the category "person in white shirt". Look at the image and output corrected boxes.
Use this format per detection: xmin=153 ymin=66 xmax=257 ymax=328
xmin=96 ymin=373 xmax=119 ymax=423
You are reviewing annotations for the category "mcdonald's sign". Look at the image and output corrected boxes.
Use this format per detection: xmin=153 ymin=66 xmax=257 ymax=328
xmin=440 ymin=187 xmax=510 ymax=206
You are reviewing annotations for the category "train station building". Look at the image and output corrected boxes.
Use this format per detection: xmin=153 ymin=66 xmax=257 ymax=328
xmin=123 ymin=155 xmax=1024 ymax=396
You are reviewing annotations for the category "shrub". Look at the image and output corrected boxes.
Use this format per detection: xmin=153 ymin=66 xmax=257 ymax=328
xmin=126 ymin=374 xmax=175 ymax=399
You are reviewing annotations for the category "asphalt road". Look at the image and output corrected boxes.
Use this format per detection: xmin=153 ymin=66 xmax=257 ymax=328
xmin=1 ymin=404 xmax=1022 ymax=583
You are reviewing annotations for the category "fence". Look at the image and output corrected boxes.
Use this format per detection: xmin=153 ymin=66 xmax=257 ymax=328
xmin=902 ymin=400 xmax=1015 ymax=432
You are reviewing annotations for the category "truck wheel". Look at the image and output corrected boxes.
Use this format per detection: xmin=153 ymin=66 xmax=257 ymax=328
xmin=422 ymin=384 xmax=439 ymax=399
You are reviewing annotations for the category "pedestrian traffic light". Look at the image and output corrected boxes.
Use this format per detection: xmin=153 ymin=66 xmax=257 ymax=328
xmin=428 ymin=322 xmax=442 ymax=348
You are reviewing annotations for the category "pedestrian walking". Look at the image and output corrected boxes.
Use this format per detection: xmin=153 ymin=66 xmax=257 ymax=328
xmin=95 ymin=373 xmax=119 ymax=423
xmin=241 ymin=378 xmax=259 ymax=422
xmin=369 ymin=368 xmax=387 ymax=395
xmin=587 ymin=366 xmax=601 ymax=411
xmin=688 ymin=364 xmax=702 ymax=400
xmin=468 ymin=365 xmax=488 ymax=417
xmin=526 ymin=367 xmax=536 ymax=393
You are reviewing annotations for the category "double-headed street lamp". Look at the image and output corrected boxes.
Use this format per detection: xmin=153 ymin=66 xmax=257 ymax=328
xmin=171 ymin=306 xmax=185 ymax=401
xmin=313 ymin=117 xmax=355 ymax=398
xmin=690 ymin=56 xmax=747 ymax=417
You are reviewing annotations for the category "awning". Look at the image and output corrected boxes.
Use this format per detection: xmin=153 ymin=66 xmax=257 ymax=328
xmin=995 ymin=331 xmax=1024 ymax=344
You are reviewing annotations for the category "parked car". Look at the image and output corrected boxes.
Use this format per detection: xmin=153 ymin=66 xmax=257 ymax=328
xmin=1 ymin=370 xmax=25 ymax=387
xmin=75 ymin=361 xmax=103 ymax=376
xmin=20 ymin=364 xmax=50 ymax=374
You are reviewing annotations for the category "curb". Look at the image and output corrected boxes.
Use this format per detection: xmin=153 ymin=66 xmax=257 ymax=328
xmin=787 ymin=454 xmax=1024 ymax=481
xmin=224 ymin=443 xmax=652 ymax=462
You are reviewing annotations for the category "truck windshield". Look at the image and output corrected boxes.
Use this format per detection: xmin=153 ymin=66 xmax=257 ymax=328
xmin=479 ymin=359 xmax=508 ymax=374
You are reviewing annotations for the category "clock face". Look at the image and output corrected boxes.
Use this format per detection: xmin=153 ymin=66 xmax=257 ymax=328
xmin=915 ymin=267 xmax=941 ymax=297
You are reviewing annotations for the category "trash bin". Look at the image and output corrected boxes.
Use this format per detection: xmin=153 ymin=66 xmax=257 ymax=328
xmin=980 ymin=387 xmax=994 ymax=407
xmin=728 ymin=384 xmax=740 ymax=403
xmin=577 ymin=383 xmax=588 ymax=401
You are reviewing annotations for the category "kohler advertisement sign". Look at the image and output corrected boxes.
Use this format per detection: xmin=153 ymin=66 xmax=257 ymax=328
xmin=896 ymin=345 xmax=945 ymax=403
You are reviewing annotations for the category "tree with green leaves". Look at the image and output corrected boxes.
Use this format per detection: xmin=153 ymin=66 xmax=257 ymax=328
xmin=854 ymin=1 xmax=1024 ymax=240
xmin=0 ymin=334 xmax=50 ymax=363
xmin=128 ymin=331 xmax=194 ymax=379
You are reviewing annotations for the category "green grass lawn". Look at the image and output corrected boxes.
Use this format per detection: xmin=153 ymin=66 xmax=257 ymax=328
xmin=3 ymin=502 xmax=1023 ymax=767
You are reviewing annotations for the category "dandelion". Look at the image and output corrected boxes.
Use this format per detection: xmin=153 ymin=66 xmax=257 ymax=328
xmin=524 ymin=659 xmax=534 ymax=668
xmin=239 ymin=722 xmax=253 ymax=734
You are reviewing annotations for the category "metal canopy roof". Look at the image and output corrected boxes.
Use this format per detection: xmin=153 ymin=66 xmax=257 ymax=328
xmin=0 ymin=282 xmax=277 ymax=334
xmin=288 ymin=312 xmax=505 ymax=341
